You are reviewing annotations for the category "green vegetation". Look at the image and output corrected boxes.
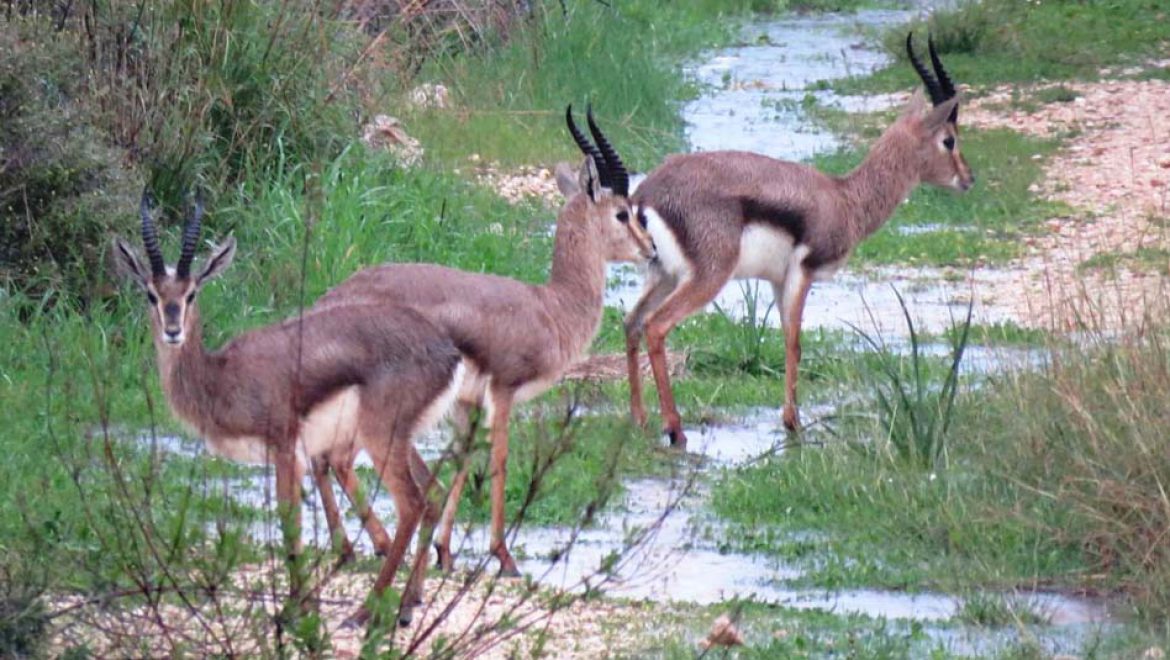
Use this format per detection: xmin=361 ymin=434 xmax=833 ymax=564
xmin=710 ymin=324 xmax=1170 ymax=623
xmin=1078 ymin=246 xmax=1170 ymax=276
xmin=834 ymin=0 xmax=1170 ymax=94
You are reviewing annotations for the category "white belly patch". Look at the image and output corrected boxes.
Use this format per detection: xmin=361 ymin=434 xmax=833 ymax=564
xmin=205 ymin=434 xmax=272 ymax=466
xmin=296 ymin=386 xmax=362 ymax=468
xmin=734 ymin=224 xmax=796 ymax=282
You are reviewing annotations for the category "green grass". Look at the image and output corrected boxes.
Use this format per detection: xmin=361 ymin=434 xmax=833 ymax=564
xmin=954 ymin=592 xmax=1048 ymax=627
xmin=808 ymin=126 xmax=1065 ymax=267
xmin=832 ymin=0 xmax=1170 ymax=95
xmin=402 ymin=1 xmax=737 ymax=170
xmin=1078 ymin=246 xmax=1170 ymax=276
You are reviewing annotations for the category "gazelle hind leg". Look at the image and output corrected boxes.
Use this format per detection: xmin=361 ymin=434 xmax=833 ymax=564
xmin=358 ymin=435 xmax=426 ymax=628
xmin=435 ymin=402 xmax=477 ymax=571
xmin=777 ymin=268 xmax=813 ymax=431
xmin=486 ymin=389 xmax=519 ymax=577
xmin=624 ymin=268 xmax=677 ymax=428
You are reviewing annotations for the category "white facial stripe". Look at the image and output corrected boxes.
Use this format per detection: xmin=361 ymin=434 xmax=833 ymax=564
xmin=639 ymin=205 xmax=691 ymax=280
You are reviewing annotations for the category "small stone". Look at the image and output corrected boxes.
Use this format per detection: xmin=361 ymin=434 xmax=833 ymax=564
xmin=699 ymin=614 xmax=744 ymax=649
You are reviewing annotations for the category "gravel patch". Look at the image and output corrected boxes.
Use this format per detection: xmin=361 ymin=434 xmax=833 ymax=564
xmin=965 ymin=78 xmax=1170 ymax=330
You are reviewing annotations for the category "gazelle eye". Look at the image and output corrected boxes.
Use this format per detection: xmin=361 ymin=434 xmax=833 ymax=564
xmin=616 ymin=210 xmax=630 ymax=224
xmin=186 ymin=293 xmax=196 ymax=304
xmin=146 ymin=292 xmax=158 ymax=305
xmin=943 ymin=136 xmax=956 ymax=151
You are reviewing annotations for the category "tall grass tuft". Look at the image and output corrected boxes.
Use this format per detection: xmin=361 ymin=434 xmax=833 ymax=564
xmin=856 ymin=288 xmax=971 ymax=469
xmin=962 ymin=325 xmax=1170 ymax=619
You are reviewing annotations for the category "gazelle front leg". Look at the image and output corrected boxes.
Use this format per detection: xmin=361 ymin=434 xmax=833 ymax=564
xmin=777 ymin=268 xmax=813 ymax=431
xmin=644 ymin=270 xmax=732 ymax=449
xmin=274 ymin=444 xmax=305 ymax=606
xmin=624 ymin=268 xmax=677 ymax=428
xmin=328 ymin=450 xmax=394 ymax=557
xmin=486 ymin=389 xmax=519 ymax=576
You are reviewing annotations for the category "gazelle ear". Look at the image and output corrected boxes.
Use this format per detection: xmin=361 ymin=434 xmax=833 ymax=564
xmin=196 ymin=236 xmax=236 ymax=286
xmin=112 ymin=238 xmax=150 ymax=289
xmin=555 ymin=161 xmax=580 ymax=198
xmin=923 ymin=95 xmax=960 ymax=132
xmin=901 ymin=88 xmax=930 ymax=118
xmin=578 ymin=156 xmax=602 ymax=202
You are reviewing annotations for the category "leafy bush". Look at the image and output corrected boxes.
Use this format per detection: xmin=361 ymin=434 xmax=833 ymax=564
xmin=0 ymin=20 xmax=138 ymax=301
xmin=0 ymin=551 xmax=49 ymax=659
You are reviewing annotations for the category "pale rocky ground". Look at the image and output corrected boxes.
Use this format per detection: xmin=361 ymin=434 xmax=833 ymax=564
xmin=963 ymin=76 xmax=1170 ymax=330
xmin=48 ymin=559 xmax=698 ymax=658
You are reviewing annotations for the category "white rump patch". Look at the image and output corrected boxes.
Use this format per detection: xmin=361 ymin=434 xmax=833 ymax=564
xmin=413 ymin=360 xmax=467 ymax=439
xmin=734 ymin=224 xmax=796 ymax=282
xmin=639 ymin=206 xmax=692 ymax=281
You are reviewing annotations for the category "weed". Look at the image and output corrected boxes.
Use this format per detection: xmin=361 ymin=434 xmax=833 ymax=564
xmin=857 ymin=288 xmax=971 ymax=469
xmin=1078 ymin=247 xmax=1170 ymax=276
xmin=955 ymin=592 xmax=1049 ymax=627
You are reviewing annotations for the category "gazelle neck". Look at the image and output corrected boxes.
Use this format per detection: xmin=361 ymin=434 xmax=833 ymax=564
xmin=840 ymin=123 xmax=922 ymax=240
xmin=153 ymin=308 xmax=215 ymax=429
xmin=544 ymin=199 xmax=608 ymax=356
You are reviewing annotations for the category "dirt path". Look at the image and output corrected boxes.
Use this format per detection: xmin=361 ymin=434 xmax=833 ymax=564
xmin=965 ymin=77 xmax=1170 ymax=330
xmin=49 ymin=562 xmax=686 ymax=658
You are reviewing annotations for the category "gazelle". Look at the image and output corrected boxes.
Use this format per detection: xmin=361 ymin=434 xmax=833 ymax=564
xmin=315 ymin=107 xmax=656 ymax=576
xmin=113 ymin=193 xmax=465 ymax=626
xmin=625 ymin=34 xmax=974 ymax=448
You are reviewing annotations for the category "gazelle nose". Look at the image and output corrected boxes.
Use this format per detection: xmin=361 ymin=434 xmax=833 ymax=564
xmin=164 ymin=327 xmax=182 ymax=342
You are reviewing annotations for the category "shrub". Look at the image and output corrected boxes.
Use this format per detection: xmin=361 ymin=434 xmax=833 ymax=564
xmin=0 ymin=18 xmax=137 ymax=301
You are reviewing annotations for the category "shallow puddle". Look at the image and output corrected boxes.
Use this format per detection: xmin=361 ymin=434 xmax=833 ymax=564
xmin=684 ymin=9 xmax=914 ymax=161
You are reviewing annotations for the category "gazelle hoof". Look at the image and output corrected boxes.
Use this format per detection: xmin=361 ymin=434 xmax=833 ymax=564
xmin=434 ymin=544 xmax=455 ymax=572
xmin=397 ymin=607 xmax=415 ymax=628
xmin=342 ymin=607 xmax=370 ymax=630
xmin=665 ymin=427 xmax=687 ymax=450
xmin=782 ymin=408 xmax=800 ymax=432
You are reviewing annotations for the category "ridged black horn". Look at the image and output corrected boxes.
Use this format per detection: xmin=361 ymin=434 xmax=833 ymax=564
xmin=176 ymin=189 xmax=203 ymax=279
xmin=586 ymin=105 xmax=629 ymax=197
xmin=928 ymin=36 xmax=958 ymax=122
xmin=906 ymin=32 xmax=945 ymax=106
xmin=927 ymin=36 xmax=955 ymax=98
xmin=139 ymin=188 xmax=167 ymax=277
xmin=566 ymin=105 xmax=613 ymax=189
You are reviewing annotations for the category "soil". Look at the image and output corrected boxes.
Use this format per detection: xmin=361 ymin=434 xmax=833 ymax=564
xmin=47 ymin=561 xmax=687 ymax=658
xmin=964 ymin=77 xmax=1170 ymax=331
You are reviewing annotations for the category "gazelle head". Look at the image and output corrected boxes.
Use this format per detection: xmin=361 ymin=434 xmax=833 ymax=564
xmin=113 ymin=190 xmax=236 ymax=348
xmin=904 ymin=33 xmax=974 ymax=192
xmin=562 ymin=105 xmax=657 ymax=263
